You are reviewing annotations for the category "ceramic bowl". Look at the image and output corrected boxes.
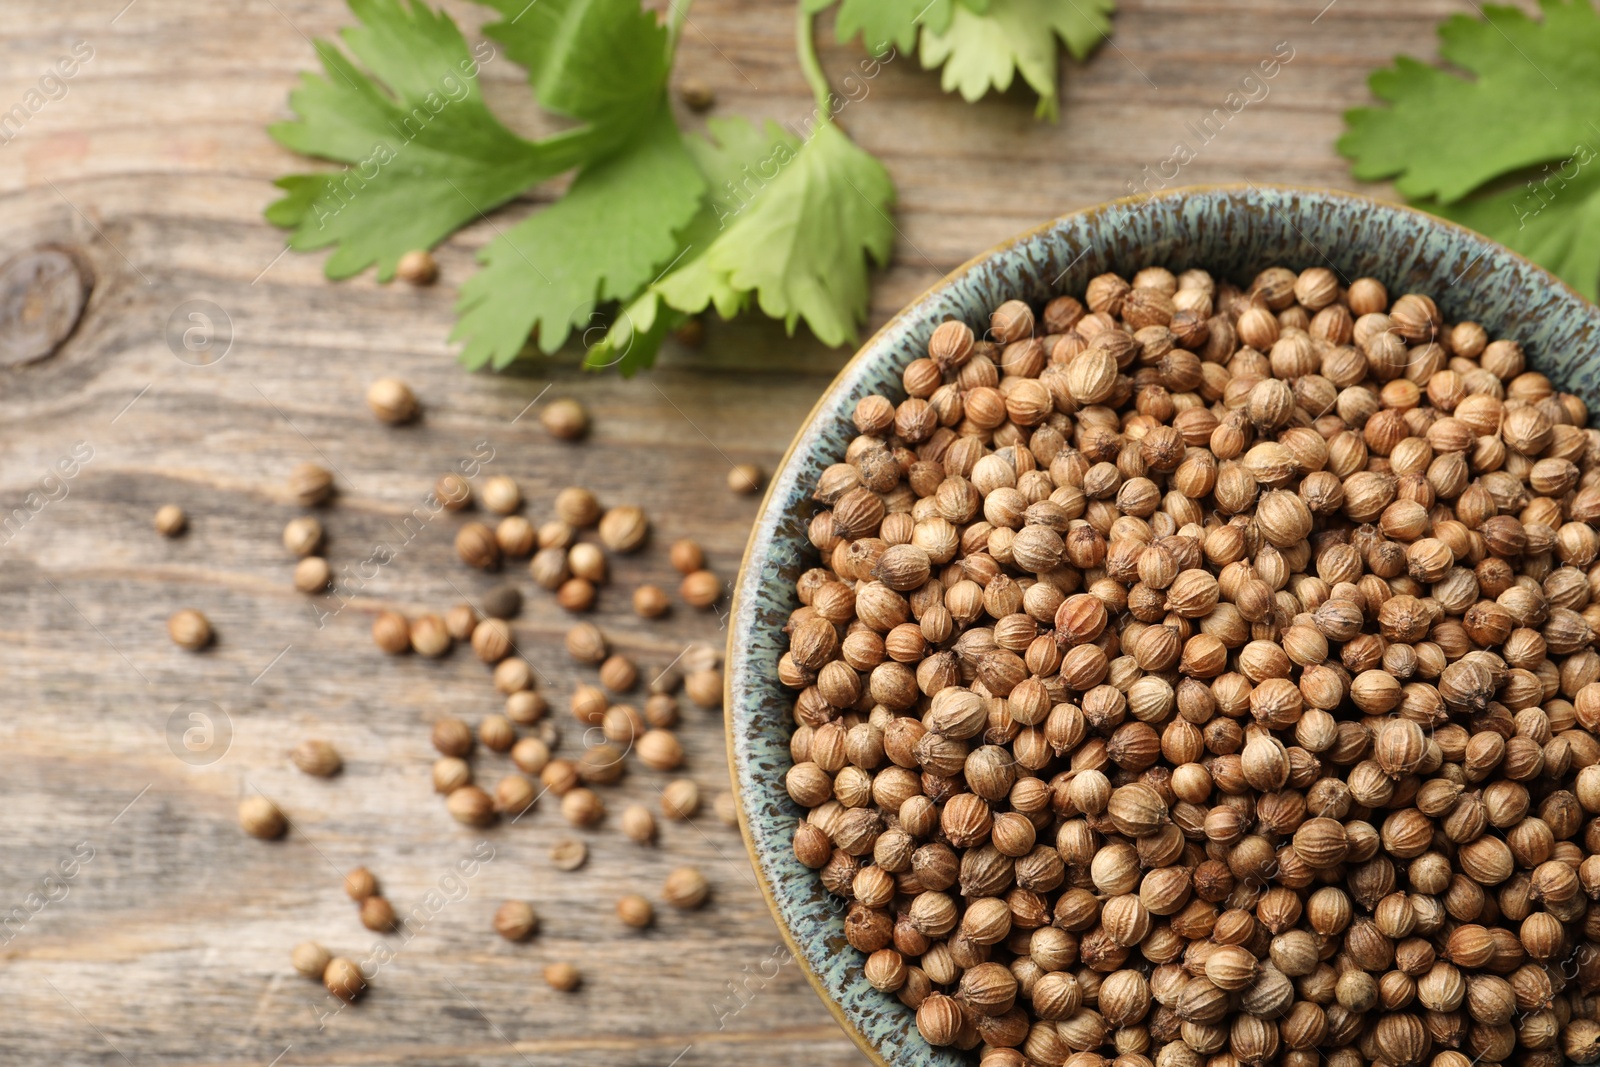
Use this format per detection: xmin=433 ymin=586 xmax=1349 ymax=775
xmin=724 ymin=183 xmax=1600 ymax=1067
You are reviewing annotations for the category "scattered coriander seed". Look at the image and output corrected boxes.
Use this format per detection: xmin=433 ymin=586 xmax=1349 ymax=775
xmin=455 ymin=522 xmax=501 ymax=570
xmin=727 ymin=463 xmax=764 ymax=495
xmin=632 ymin=584 xmax=669 ymax=618
xmin=409 ymin=614 xmax=451 ymax=657
xmin=510 ymin=736 xmax=550 ymax=775
xmin=344 ymin=866 xmax=378 ymax=900
xmin=323 ymin=957 xmax=365 ymax=1002
xmin=492 ymin=902 xmax=537 ymax=940
xmin=530 ymin=546 xmax=569 ymax=590
xmin=565 ymin=621 xmax=607 ymax=664
xmin=479 ymin=714 xmax=515 ymax=753
xmin=616 ymin=893 xmax=653 ymax=928
xmin=494 ymin=774 xmax=536 ymax=815
xmin=282 ymin=516 xmax=323 ymax=557
xmin=679 ymin=78 xmax=714 ymax=110
xmin=481 ymin=475 xmax=521 ymax=515
xmin=601 ymin=703 xmax=643 ymax=744
xmin=493 ymin=656 xmax=534 ymax=694
xmin=560 ymin=787 xmax=604 ymax=827
xmin=549 ymin=837 xmax=587 ymax=871
xmin=621 ymin=804 xmax=656 ymax=844
xmin=293 ymin=556 xmax=331 ymax=593
xmin=395 ymin=249 xmax=437 ymax=286
xmin=168 ymin=608 xmax=213 ymax=650
xmin=238 ymin=795 xmax=286 ymax=840
xmin=537 ymin=519 xmax=575 ymax=549
xmin=482 ymin=585 xmax=522 ymax=620
xmin=542 ymin=961 xmax=580 ymax=992
xmin=365 ymin=377 xmax=418 ymax=424
xmin=679 ymin=569 xmax=721 ymax=608
xmin=681 ymin=643 xmax=719 ymax=673
xmin=577 ymin=743 xmax=625 ymax=784
xmin=648 ymin=667 xmax=682 ymax=697
xmin=636 ymin=729 xmax=683 ymax=771
xmin=372 ymin=610 xmax=410 ymax=654
xmin=598 ymin=505 xmax=649 ymax=553
xmin=568 ymin=542 xmax=607 ymax=583
xmin=434 ymin=472 xmax=472 ymax=512
xmin=540 ymin=758 xmax=580 ymax=796
xmin=643 ymin=693 xmax=679 ymax=728
xmin=470 ymin=618 xmax=513 ymax=663
xmin=154 ymin=504 xmax=187 ymax=537
xmin=554 ymin=486 xmax=600 ymax=527
xmin=288 ymin=462 xmax=334 ymax=506
xmin=713 ymin=791 xmax=737 ymax=827
xmin=359 ymin=895 xmax=396 ymax=932
xmin=669 ymin=539 xmax=704 ymax=575
xmin=598 ymin=653 xmax=637 ymax=692
xmin=444 ymin=603 xmax=478 ymax=641
xmin=556 ymin=577 xmax=596 ymax=612
xmin=290 ymin=739 xmax=342 ymax=778
xmin=432 ymin=757 xmax=471 ymax=794
xmin=684 ymin=667 xmax=723 ymax=709
xmin=540 ymin=398 xmax=588 ymax=441
xmin=445 ymin=785 xmax=495 ymax=826
xmin=662 ymin=866 xmax=709 ymax=910
xmin=432 ymin=717 xmax=474 ymax=758
xmin=661 ymin=778 xmax=700 ymax=820
xmin=495 ymin=515 xmax=535 ymax=558
xmin=505 ymin=690 xmax=546 ymax=725
xmin=570 ymin=683 xmax=608 ymax=725
xmin=291 ymin=941 xmax=331 ymax=979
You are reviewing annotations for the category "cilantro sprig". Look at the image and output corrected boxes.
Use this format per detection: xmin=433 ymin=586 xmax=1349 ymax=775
xmin=267 ymin=0 xmax=1115 ymax=373
xmin=1340 ymin=0 xmax=1600 ymax=299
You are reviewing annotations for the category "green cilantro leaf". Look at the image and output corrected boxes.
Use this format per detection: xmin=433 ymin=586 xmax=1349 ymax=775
xmin=266 ymin=0 xmax=582 ymax=281
xmin=476 ymin=0 xmax=672 ymax=154
xmin=918 ymin=0 xmax=1115 ymax=120
xmin=452 ymin=101 xmax=706 ymax=369
xmin=1340 ymin=0 xmax=1600 ymax=297
xmin=834 ymin=0 xmax=955 ymax=53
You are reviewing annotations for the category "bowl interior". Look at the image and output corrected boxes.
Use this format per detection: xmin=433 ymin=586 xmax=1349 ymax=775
xmin=726 ymin=184 xmax=1600 ymax=1067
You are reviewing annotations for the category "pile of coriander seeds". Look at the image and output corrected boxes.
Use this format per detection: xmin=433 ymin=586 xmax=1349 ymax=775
xmin=777 ymin=264 xmax=1600 ymax=1067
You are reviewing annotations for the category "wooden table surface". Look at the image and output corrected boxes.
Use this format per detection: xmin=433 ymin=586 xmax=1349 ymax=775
xmin=0 ymin=0 xmax=1484 ymax=1063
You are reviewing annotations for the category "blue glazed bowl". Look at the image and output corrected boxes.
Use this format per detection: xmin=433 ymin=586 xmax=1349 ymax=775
xmin=724 ymin=184 xmax=1600 ymax=1067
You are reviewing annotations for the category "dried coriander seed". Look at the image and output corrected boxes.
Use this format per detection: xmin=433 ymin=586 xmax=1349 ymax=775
xmin=679 ymin=569 xmax=720 ymax=608
xmin=238 ymin=795 xmax=286 ymax=839
xmin=495 ymin=515 xmax=535 ymax=557
xmin=636 ymin=729 xmax=683 ymax=771
xmin=557 ymin=578 xmax=596 ymax=612
xmin=564 ymin=621 xmax=607 ymax=664
xmin=395 ymin=249 xmax=437 ymax=285
xmin=713 ymin=791 xmax=737 ymax=827
xmin=344 ymin=866 xmax=377 ymax=900
xmin=616 ymin=894 xmax=653 ymax=928
xmin=154 ymin=504 xmax=187 ymax=537
xmin=288 ymin=462 xmax=334 ymax=506
xmin=549 ymin=837 xmax=587 ymax=870
xmin=481 ymin=475 xmax=521 ymax=515
xmin=371 ymin=610 xmax=409 ymax=654
xmin=621 ymin=804 xmax=656 ymax=844
xmin=470 ymin=618 xmax=513 ymax=663
xmin=541 ymin=398 xmax=588 ymax=441
xmin=728 ymin=463 xmax=764 ymax=495
xmin=482 ymin=584 xmax=522 ymax=620
xmin=493 ymin=900 xmax=538 ymax=941
xmin=432 ymin=757 xmax=471 ymax=794
xmin=669 ymin=539 xmax=704 ymax=575
xmin=661 ymin=779 xmax=700 ymax=820
xmin=493 ymin=657 xmax=533 ymax=694
xmin=554 ymin=486 xmax=600 ymax=527
xmin=291 ymin=941 xmax=331 ymax=979
xmin=568 ymin=543 xmax=606 ymax=583
xmin=494 ymin=774 xmax=536 ymax=815
xmin=540 ymin=758 xmax=580 ymax=796
xmin=598 ymin=653 xmax=637 ymax=692
xmin=445 ymin=785 xmax=495 ymax=826
xmin=432 ymin=717 xmax=474 ymax=758
xmin=479 ymin=714 xmax=515 ymax=753
xmin=678 ymin=78 xmax=714 ymax=111
xmin=505 ymin=690 xmax=546 ymax=726
xmin=598 ymin=505 xmax=648 ymax=553
xmin=685 ymin=668 xmax=723 ymax=709
xmin=530 ymin=546 xmax=569 ymax=589
xmin=366 ymin=378 xmax=418 ymax=424
xmin=323 ymin=957 xmax=365 ymax=1001
xmin=560 ymin=787 xmax=604 ymax=827
xmin=290 ymin=739 xmax=341 ymax=777
xmin=542 ymin=961 xmax=580 ymax=991
xmin=632 ymin=584 xmax=670 ymax=617
xmin=570 ymin=684 xmax=608 ymax=725
xmin=444 ymin=603 xmax=478 ymax=641
xmin=293 ymin=556 xmax=331 ymax=593
xmin=434 ymin=473 xmax=471 ymax=512
xmin=168 ymin=608 xmax=213 ymax=650
xmin=409 ymin=614 xmax=451 ymax=657
xmin=359 ymin=895 xmax=396 ymax=932
xmin=662 ymin=866 xmax=709 ymax=910
xmin=455 ymin=522 xmax=500 ymax=570
xmin=510 ymin=736 xmax=549 ymax=775
xmin=282 ymin=516 xmax=323 ymax=557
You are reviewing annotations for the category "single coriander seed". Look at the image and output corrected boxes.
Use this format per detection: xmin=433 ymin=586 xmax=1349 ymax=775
xmin=680 ymin=569 xmax=721 ymax=609
xmin=434 ymin=472 xmax=471 ymax=512
xmin=432 ymin=757 xmax=471 ymax=793
xmin=482 ymin=475 xmax=521 ymax=515
xmin=714 ymin=791 xmax=738 ymax=827
xmin=288 ymin=462 xmax=334 ymax=506
xmin=556 ymin=577 xmax=596 ymax=612
xmin=550 ymin=837 xmax=587 ymax=871
xmin=616 ymin=893 xmax=653 ymax=928
xmin=366 ymin=378 xmax=418 ymax=424
xmin=543 ymin=961 xmax=581 ymax=992
xmin=565 ymin=621 xmax=607 ymax=664
xmin=479 ymin=713 xmax=515 ymax=753
xmin=290 ymin=739 xmax=342 ymax=777
xmin=560 ymin=787 xmax=604 ymax=827
xmin=633 ymin=584 xmax=669 ymax=618
xmin=728 ymin=463 xmax=764 ymax=495
xmin=444 ymin=603 xmax=478 ymax=641
xmin=395 ymin=249 xmax=437 ymax=285
xmin=291 ymin=941 xmax=331 ymax=979
xmin=568 ymin=543 xmax=606 ymax=583
xmin=598 ymin=505 xmax=649 ymax=553
xmin=293 ymin=556 xmax=331 ymax=594
xmin=239 ymin=795 xmax=286 ymax=839
xmin=344 ymin=866 xmax=378 ymax=900
xmin=482 ymin=585 xmax=523 ymax=620
xmin=432 ymin=717 xmax=474 ymax=758
xmin=323 ymin=957 xmax=365 ymax=1001
xmin=455 ymin=522 xmax=500 ymax=570
xmin=154 ymin=504 xmax=187 ymax=537
xmin=496 ymin=515 xmax=535 ymax=557
xmin=541 ymin=398 xmax=589 ymax=441
xmin=493 ymin=899 xmax=538 ymax=941
xmin=554 ymin=487 xmax=601 ymax=527
xmin=372 ymin=610 xmax=410 ymax=654
xmin=663 ymin=866 xmax=709 ymax=910
xmin=470 ymin=618 xmax=513 ymax=663
xmin=685 ymin=668 xmax=723 ymax=709
xmin=168 ymin=608 xmax=213 ymax=650
xmin=359 ymin=895 xmax=396 ymax=932
xmin=446 ymin=785 xmax=495 ymax=826
xmin=494 ymin=774 xmax=536 ymax=815
xmin=282 ymin=516 xmax=323 ymax=557
xmin=621 ymin=804 xmax=656 ymax=844
xmin=661 ymin=778 xmax=701 ymax=821
xmin=410 ymin=614 xmax=451 ymax=657
xmin=669 ymin=539 xmax=704 ymax=575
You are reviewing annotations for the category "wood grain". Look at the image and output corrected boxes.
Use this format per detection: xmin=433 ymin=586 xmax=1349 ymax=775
xmin=0 ymin=0 xmax=1492 ymax=1063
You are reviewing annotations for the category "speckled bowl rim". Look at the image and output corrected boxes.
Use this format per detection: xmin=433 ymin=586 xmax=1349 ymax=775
xmin=723 ymin=182 xmax=1600 ymax=1067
